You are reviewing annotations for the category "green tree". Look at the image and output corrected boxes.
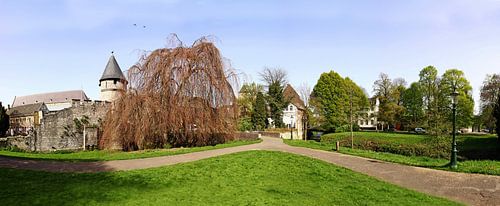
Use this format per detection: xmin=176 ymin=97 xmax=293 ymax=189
xmin=480 ymin=74 xmax=500 ymax=133
xmin=372 ymin=73 xmax=406 ymax=130
xmin=401 ymin=82 xmax=424 ymax=129
xmin=439 ymin=69 xmax=474 ymax=129
xmin=418 ymin=66 xmax=441 ymax=135
xmin=238 ymin=82 xmax=264 ymax=118
xmin=251 ymin=92 xmax=267 ymax=130
xmin=311 ymin=71 xmax=367 ymax=132
xmin=494 ymin=93 xmax=500 ymax=141
xmin=0 ymin=102 xmax=9 ymax=136
xmin=259 ymin=67 xmax=288 ymax=128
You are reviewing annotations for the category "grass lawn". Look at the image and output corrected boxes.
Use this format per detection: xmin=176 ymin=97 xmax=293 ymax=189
xmin=0 ymin=151 xmax=460 ymax=206
xmin=0 ymin=139 xmax=261 ymax=162
xmin=285 ymin=139 xmax=500 ymax=176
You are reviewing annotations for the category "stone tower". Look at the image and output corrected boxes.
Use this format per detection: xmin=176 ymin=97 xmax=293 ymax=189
xmin=99 ymin=52 xmax=127 ymax=102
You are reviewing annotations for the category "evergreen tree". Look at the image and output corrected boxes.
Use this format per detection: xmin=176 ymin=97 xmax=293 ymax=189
xmin=259 ymin=67 xmax=288 ymax=128
xmin=0 ymin=102 xmax=9 ymax=137
xmin=251 ymin=92 xmax=267 ymax=130
xmin=267 ymin=82 xmax=287 ymax=128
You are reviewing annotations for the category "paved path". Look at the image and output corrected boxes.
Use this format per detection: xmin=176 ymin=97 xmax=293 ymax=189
xmin=1 ymin=137 xmax=499 ymax=205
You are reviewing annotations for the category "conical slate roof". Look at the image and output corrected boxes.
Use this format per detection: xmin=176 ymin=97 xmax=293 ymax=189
xmin=100 ymin=54 xmax=126 ymax=81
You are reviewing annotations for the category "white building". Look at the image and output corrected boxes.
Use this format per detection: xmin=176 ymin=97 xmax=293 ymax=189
xmin=281 ymin=84 xmax=306 ymax=139
xmin=357 ymin=97 xmax=379 ymax=130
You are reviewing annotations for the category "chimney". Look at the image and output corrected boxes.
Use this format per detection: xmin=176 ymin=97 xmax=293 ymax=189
xmin=8 ymin=104 xmax=10 ymax=110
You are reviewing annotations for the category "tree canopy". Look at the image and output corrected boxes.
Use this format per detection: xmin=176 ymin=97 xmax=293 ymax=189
xmin=311 ymin=71 xmax=368 ymax=131
xmin=480 ymin=74 xmax=500 ymax=133
xmin=259 ymin=67 xmax=288 ymax=128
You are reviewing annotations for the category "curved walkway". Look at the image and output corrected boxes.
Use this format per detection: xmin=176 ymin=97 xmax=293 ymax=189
xmin=1 ymin=136 xmax=500 ymax=205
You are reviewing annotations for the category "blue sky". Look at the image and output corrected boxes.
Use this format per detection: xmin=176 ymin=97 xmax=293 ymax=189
xmin=1 ymin=0 xmax=500 ymax=113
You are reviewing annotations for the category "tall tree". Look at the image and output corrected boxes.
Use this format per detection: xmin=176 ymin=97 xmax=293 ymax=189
xmin=259 ymin=67 xmax=288 ymax=128
xmin=237 ymin=82 xmax=264 ymax=118
xmin=480 ymin=74 xmax=500 ymax=132
xmin=418 ymin=66 xmax=441 ymax=134
xmin=251 ymin=92 xmax=267 ymax=131
xmin=494 ymin=92 xmax=500 ymax=141
xmin=311 ymin=71 xmax=367 ymax=132
xmin=439 ymin=69 xmax=474 ymax=129
xmin=0 ymin=102 xmax=8 ymax=137
xmin=401 ymin=82 xmax=424 ymax=129
xmin=372 ymin=73 xmax=405 ymax=129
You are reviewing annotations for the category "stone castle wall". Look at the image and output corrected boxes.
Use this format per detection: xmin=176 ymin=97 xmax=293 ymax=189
xmin=36 ymin=100 xmax=111 ymax=151
xmin=7 ymin=100 xmax=112 ymax=152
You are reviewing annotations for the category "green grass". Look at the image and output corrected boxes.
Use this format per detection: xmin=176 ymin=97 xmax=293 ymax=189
xmin=285 ymin=140 xmax=500 ymax=176
xmin=320 ymin=132 xmax=499 ymax=160
xmin=0 ymin=139 xmax=261 ymax=162
xmin=322 ymin=132 xmax=427 ymax=144
xmin=0 ymin=151 xmax=460 ymax=206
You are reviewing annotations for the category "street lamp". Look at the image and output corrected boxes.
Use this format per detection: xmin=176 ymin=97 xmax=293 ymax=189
xmin=450 ymin=89 xmax=459 ymax=169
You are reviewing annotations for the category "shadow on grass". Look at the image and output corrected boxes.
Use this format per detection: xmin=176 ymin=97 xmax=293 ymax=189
xmin=0 ymin=168 xmax=163 ymax=205
xmin=458 ymin=136 xmax=500 ymax=161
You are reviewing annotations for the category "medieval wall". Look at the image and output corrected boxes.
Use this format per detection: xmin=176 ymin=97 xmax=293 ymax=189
xmin=32 ymin=100 xmax=111 ymax=151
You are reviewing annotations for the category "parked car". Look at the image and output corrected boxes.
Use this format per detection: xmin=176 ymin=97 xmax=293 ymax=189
xmin=414 ymin=128 xmax=426 ymax=134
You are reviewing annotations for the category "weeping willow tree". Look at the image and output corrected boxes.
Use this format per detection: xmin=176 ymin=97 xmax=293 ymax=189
xmin=100 ymin=36 xmax=238 ymax=151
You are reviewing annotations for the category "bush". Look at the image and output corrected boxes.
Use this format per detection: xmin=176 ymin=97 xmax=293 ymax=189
xmin=238 ymin=117 xmax=253 ymax=131
xmin=321 ymin=132 xmax=451 ymax=159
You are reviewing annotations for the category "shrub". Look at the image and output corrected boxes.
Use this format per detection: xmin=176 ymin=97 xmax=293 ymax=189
xmin=238 ymin=117 xmax=253 ymax=131
xmin=321 ymin=132 xmax=451 ymax=159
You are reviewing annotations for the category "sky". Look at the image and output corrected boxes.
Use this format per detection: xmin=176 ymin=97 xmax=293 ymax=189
xmin=1 ymin=0 xmax=500 ymax=113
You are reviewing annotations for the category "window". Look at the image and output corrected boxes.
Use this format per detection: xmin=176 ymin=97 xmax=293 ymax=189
xmin=289 ymin=105 xmax=293 ymax=111
xmin=371 ymin=120 xmax=374 ymax=125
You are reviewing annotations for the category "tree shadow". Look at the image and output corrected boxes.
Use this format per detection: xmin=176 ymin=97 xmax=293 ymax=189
xmin=0 ymin=166 xmax=170 ymax=205
xmin=458 ymin=136 xmax=500 ymax=161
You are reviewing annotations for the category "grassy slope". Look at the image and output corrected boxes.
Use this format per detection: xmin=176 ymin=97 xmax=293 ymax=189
xmin=321 ymin=132 xmax=427 ymax=144
xmin=285 ymin=139 xmax=500 ymax=176
xmin=0 ymin=139 xmax=261 ymax=162
xmin=0 ymin=151 xmax=460 ymax=206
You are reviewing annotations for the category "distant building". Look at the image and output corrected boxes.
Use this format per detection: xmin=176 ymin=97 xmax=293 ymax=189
xmin=357 ymin=97 xmax=379 ymax=130
xmin=12 ymin=90 xmax=89 ymax=112
xmin=282 ymin=84 xmax=306 ymax=139
xmin=99 ymin=53 xmax=127 ymax=102
xmin=7 ymin=103 xmax=48 ymax=135
xmin=8 ymin=90 xmax=88 ymax=135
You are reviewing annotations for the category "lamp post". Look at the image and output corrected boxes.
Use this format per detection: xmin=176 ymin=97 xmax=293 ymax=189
xmin=450 ymin=89 xmax=459 ymax=169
